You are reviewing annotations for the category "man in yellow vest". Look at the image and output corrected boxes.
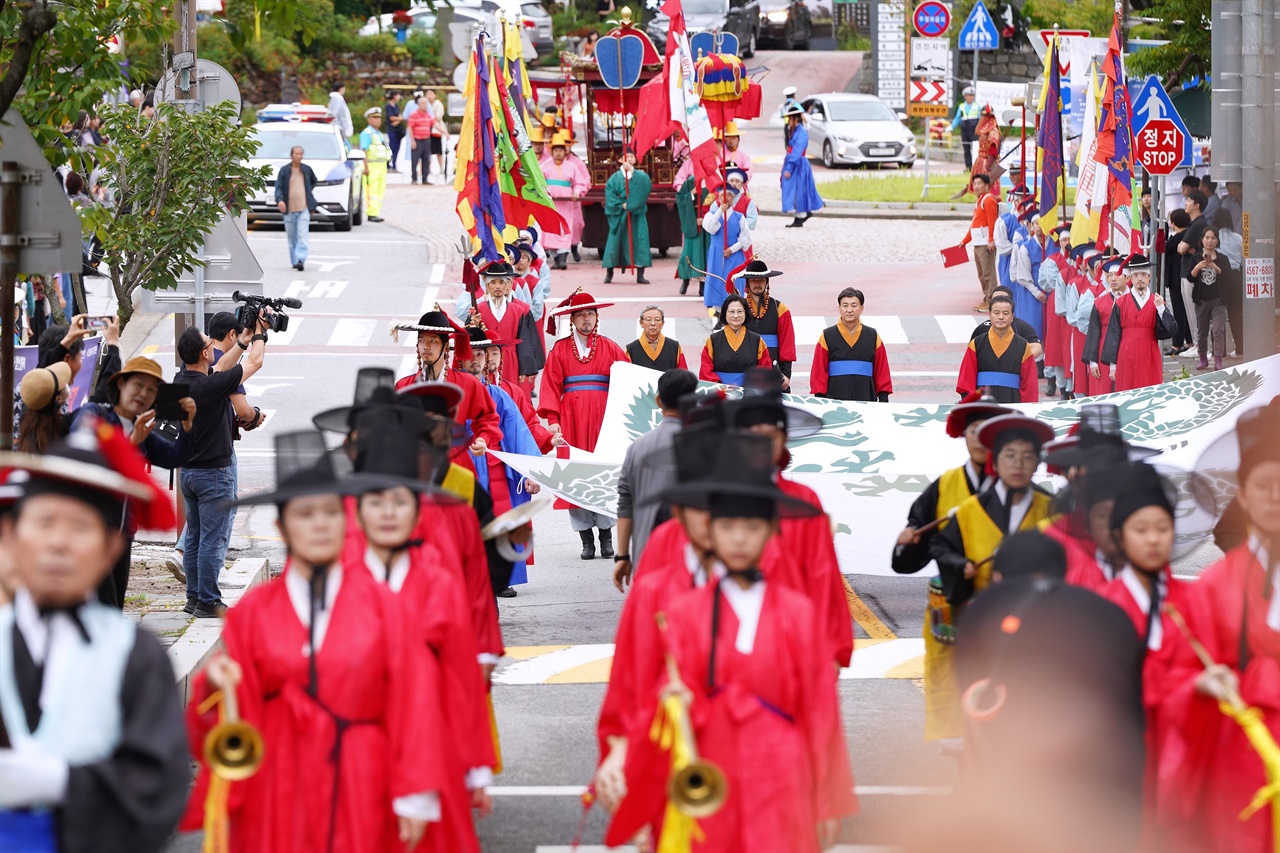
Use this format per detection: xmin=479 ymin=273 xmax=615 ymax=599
xmin=891 ymin=393 xmax=1011 ymax=742
xmin=359 ymin=106 xmax=391 ymax=222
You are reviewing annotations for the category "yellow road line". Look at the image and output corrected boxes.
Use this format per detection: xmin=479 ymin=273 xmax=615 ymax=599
xmin=142 ymin=344 xmax=158 ymax=356
xmin=844 ymin=575 xmax=896 ymax=640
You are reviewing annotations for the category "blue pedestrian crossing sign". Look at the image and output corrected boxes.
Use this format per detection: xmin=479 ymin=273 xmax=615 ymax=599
xmin=958 ymin=0 xmax=1000 ymax=51
xmin=1131 ymin=74 xmax=1193 ymax=168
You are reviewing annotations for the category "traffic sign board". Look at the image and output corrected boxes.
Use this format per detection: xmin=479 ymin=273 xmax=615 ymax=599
xmin=1130 ymin=74 xmax=1192 ymax=171
xmin=909 ymin=103 xmax=950 ymax=117
xmin=958 ymin=0 xmax=999 ymax=51
xmin=913 ymin=2 xmax=951 ymax=38
xmin=0 ymin=110 xmax=83 ymax=274
xmin=911 ymin=81 xmax=947 ymax=102
xmin=910 ymin=38 xmax=949 ymax=79
xmin=1133 ymin=118 xmax=1186 ymax=176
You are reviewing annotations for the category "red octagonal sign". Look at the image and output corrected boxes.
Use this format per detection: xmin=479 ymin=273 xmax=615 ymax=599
xmin=1134 ymin=118 xmax=1185 ymax=176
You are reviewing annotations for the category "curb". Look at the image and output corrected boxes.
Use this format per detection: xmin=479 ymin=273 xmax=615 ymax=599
xmin=169 ymin=557 xmax=271 ymax=705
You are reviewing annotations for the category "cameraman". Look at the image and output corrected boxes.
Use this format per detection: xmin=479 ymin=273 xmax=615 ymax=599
xmin=72 ymin=356 xmax=197 ymax=608
xmin=174 ymin=317 xmax=267 ymax=618
xmin=166 ymin=312 xmax=265 ymax=581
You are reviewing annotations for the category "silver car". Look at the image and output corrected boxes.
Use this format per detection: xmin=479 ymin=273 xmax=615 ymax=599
xmin=801 ymin=93 xmax=917 ymax=169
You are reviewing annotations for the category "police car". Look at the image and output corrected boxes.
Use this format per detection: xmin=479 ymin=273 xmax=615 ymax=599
xmin=247 ymin=104 xmax=366 ymax=231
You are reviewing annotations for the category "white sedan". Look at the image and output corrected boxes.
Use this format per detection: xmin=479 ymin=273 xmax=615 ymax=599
xmin=801 ymin=93 xmax=918 ymax=169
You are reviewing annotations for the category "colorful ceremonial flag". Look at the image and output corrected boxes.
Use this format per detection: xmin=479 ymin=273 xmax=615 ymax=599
xmin=1095 ymin=14 xmax=1133 ymax=210
xmin=455 ymin=37 xmax=509 ymax=261
xmin=1071 ymin=61 xmax=1107 ymax=248
xmin=1036 ymin=34 xmax=1064 ymax=233
xmin=491 ymin=53 xmax=566 ymax=235
xmin=664 ymin=0 xmax=720 ymax=185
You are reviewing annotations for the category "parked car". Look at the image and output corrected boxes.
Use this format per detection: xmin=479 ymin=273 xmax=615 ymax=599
xmin=247 ymin=105 xmax=366 ymax=231
xmin=521 ymin=2 xmax=555 ymax=56
xmin=758 ymin=0 xmax=810 ymax=49
xmin=646 ymin=0 xmax=761 ymax=57
xmin=800 ymin=93 xmax=917 ymax=169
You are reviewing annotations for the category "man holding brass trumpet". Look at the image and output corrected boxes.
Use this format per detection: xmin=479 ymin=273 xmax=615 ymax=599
xmin=0 ymin=422 xmax=188 ymax=852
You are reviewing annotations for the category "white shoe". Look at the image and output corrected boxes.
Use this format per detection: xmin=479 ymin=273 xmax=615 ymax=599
xmin=1178 ymin=346 xmax=1199 ymax=359
xmin=165 ymin=551 xmax=186 ymax=584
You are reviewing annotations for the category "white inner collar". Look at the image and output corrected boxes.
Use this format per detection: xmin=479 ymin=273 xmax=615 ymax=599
xmin=363 ymin=546 xmax=411 ymax=593
xmin=285 ymin=564 xmax=343 ymax=654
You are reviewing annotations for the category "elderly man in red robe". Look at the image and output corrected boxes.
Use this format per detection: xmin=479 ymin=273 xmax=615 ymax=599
xmin=1100 ymin=255 xmax=1177 ymax=392
xmin=539 ymin=288 xmax=629 ymax=560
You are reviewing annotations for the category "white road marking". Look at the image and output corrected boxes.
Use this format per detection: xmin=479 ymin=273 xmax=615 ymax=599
xmin=429 ymin=263 xmax=445 ymax=284
xmin=327 ymin=318 xmax=378 ymax=348
xmin=494 ymin=644 xmax=617 ymax=685
xmin=935 ymin=314 xmax=981 ymax=344
xmin=399 ymin=353 xmax=418 ymax=378
xmin=861 ymin=314 xmax=908 ymax=345
xmin=243 ymin=383 xmax=292 ymax=398
xmin=791 ymin=314 xmax=830 ymax=346
xmin=309 ymin=280 xmax=348 ymax=299
xmin=499 ymin=785 xmax=947 ymax=798
xmin=282 ymin=280 xmax=309 ymax=300
xmin=605 ymin=296 xmax=705 ymax=303
xmin=839 ymin=638 xmax=925 ymax=679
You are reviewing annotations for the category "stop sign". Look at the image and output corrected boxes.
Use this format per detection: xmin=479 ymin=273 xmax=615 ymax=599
xmin=1134 ymin=118 xmax=1185 ymax=176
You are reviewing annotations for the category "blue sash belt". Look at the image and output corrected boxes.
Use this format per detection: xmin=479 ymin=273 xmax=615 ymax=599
xmin=759 ymin=334 xmax=779 ymax=348
xmin=0 ymin=811 xmax=56 ymax=853
xmin=716 ymin=372 xmax=745 ymax=386
xmin=976 ymin=370 xmax=1021 ymax=389
xmin=564 ymin=374 xmax=610 ymax=394
xmin=829 ymin=360 xmax=873 ymax=377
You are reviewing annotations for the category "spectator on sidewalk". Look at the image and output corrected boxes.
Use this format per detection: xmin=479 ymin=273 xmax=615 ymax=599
xmin=384 ymin=90 xmax=405 ymax=171
xmin=406 ymin=95 xmax=435 ymax=184
xmin=16 ymin=362 xmax=73 ymax=454
xmin=1176 ymin=190 xmax=1209 ymax=360
xmin=1163 ymin=209 xmax=1193 ymax=355
xmin=174 ymin=318 xmax=267 ymax=618
xmin=326 ymin=81 xmax=354 ymax=140
xmin=424 ymin=88 xmax=447 ymax=179
xmin=274 ymin=146 xmax=317 ymax=272
xmin=72 ymin=356 xmax=196 ymax=608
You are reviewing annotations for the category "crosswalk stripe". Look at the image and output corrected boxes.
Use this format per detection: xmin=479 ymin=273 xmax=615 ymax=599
xmin=327 ymin=318 xmax=378 ymax=347
xmin=270 ymin=318 xmax=303 ymax=347
xmin=861 ymin=314 xmax=908 ymax=345
xmin=428 ymin=263 xmax=445 ymax=284
xmin=493 ymin=639 xmax=924 ymax=685
xmin=790 ymin=314 xmax=829 ymax=346
xmin=935 ymin=314 xmax=981 ymax=344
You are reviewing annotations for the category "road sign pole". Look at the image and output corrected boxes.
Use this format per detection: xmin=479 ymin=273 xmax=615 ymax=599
xmin=1 ymin=162 xmax=18 ymax=450
xmin=1241 ymin=0 xmax=1275 ymax=361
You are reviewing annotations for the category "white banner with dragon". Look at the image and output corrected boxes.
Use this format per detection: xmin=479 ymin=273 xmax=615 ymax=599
xmin=495 ymin=357 xmax=1280 ymax=576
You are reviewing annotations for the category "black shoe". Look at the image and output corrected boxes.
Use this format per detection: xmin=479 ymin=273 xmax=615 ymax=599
xmin=192 ymin=601 xmax=225 ymax=619
xmin=636 ymin=272 xmax=650 ymax=284
xmin=786 ymin=217 xmax=805 ymax=228
xmin=1062 ymin=390 xmax=1075 ymax=401
xmin=497 ymin=586 xmax=517 ymax=598
xmin=698 ymin=280 xmax=705 ymax=297
xmin=183 ymin=597 xmax=196 ymax=615
xmin=369 ymin=215 xmax=383 ymax=222
xmin=1046 ymin=376 xmax=1057 ymax=396
xmin=572 ymin=244 xmax=581 ymax=262
xmin=293 ymin=261 xmax=303 ymax=271
xmin=802 ymin=212 xmax=813 ymax=223
xmin=579 ymin=530 xmax=596 ymax=560
xmin=679 ymin=279 xmax=689 ymax=295
xmin=598 ymin=528 xmax=614 ymax=559
xmin=604 ymin=268 xmax=614 ymax=284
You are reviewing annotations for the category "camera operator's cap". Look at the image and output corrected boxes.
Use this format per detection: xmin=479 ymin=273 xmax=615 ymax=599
xmin=364 ymin=106 xmax=382 ymax=118
xmin=312 ymin=367 xmax=398 ymax=434
xmin=977 ymin=414 xmax=1055 ymax=455
xmin=18 ymin=362 xmax=73 ymax=412
xmin=106 ymin=356 xmax=166 ymax=390
xmin=344 ymin=420 xmax=462 ymax=503
xmin=730 ymin=259 xmax=782 ymax=282
xmin=945 ymin=392 xmax=1013 ymax=438
xmin=227 ymin=429 xmax=379 ymax=508
xmin=0 ymin=417 xmax=176 ymax=530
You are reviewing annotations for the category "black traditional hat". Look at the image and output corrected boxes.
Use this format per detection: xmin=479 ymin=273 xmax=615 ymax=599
xmin=1125 ymin=254 xmax=1152 ymax=272
xmin=650 ymin=424 xmax=725 ymax=510
xmin=393 ymin=381 xmax=468 ymax=445
xmin=977 ymin=414 xmax=1055 ymax=456
xmin=730 ymin=259 xmax=783 ymax=282
xmin=389 ymin=309 xmax=473 ymax=361
xmin=994 ymin=531 xmax=1068 ymax=582
xmin=228 ymin=430 xmax=375 ymax=507
xmin=782 ymin=102 xmax=805 ymax=117
xmin=481 ymin=260 xmax=517 ymax=278
xmin=345 ymin=421 xmax=460 ymax=501
xmin=1109 ymin=462 xmax=1177 ymax=532
xmin=312 ymin=367 xmax=398 ymax=434
xmin=678 ymin=389 xmax=727 ymax=429
xmin=1043 ymin=403 xmax=1159 ymax=469
xmin=466 ymin=322 xmax=518 ymax=349
xmin=726 ymin=367 xmax=824 ymax=439
xmin=945 ymin=392 xmax=1013 ymax=438
xmin=677 ymin=433 xmax=821 ymax=519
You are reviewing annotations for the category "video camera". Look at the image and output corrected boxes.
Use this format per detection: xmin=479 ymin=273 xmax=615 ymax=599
xmin=232 ymin=291 xmax=302 ymax=334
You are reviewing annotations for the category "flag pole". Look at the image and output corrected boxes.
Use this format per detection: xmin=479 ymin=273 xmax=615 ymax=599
xmin=1056 ymin=30 xmax=1066 ymax=231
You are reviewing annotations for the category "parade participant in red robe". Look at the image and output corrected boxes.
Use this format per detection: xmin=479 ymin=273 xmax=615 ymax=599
xmin=1101 ymin=256 xmax=1177 ymax=392
xmin=459 ymin=261 xmax=544 ymax=388
xmin=1096 ymin=463 xmax=1198 ymax=843
xmin=724 ymin=370 xmax=853 ymax=668
xmin=392 ymin=309 xmax=502 ymax=461
xmin=539 ymin=289 xmax=628 ymax=559
xmin=184 ymin=430 xmax=446 ymax=853
xmin=349 ymin=423 xmax=497 ymax=852
xmin=607 ymin=433 xmax=858 ymax=851
xmin=1082 ymin=256 xmax=1126 ymax=396
xmin=1155 ymin=401 xmax=1280 ymax=852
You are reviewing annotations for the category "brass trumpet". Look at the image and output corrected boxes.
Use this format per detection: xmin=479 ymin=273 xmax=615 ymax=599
xmin=657 ymin=614 xmax=727 ymax=818
xmin=204 ymin=679 xmax=265 ymax=781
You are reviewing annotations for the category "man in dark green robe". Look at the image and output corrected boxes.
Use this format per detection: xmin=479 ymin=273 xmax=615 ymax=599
xmin=602 ymin=150 xmax=651 ymax=283
xmin=675 ymin=175 xmax=707 ymax=295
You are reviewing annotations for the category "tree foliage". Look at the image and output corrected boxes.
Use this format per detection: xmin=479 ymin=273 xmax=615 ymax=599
xmin=1020 ymin=0 xmax=1116 ymax=36
xmin=0 ymin=0 xmax=174 ymax=165
xmin=83 ymin=103 xmax=270 ymax=329
xmin=1125 ymin=0 xmax=1212 ymax=87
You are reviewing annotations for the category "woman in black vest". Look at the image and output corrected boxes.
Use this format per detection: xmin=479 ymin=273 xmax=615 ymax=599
xmin=700 ymin=294 xmax=773 ymax=386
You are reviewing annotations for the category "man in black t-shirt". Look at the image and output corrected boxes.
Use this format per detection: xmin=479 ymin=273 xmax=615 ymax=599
xmin=384 ymin=91 xmax=404 ymax=171
xmin=1177 ymin=190 xmax=1209 ymax=358
xmin=173 ymin=321 xmax=266 ymax=617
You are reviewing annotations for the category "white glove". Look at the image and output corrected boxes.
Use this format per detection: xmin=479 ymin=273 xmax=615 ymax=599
xmin=0 ymin=747 xmax=69 ymax=808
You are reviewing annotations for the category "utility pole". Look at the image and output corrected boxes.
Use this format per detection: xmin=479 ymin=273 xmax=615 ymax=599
xmin=171 ymin=0 xmax=202 ymax=358
xmin=1239 ymin=0 xmax=1275 ymax=361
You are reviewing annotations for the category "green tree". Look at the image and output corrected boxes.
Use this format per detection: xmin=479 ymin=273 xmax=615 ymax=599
xmin=1126 ymin=0 xmax=1212 ymax=87
xmin=83 ymin=103 xmax=270 ymax=329
xmin=1020 ymin=0 xmax=1116 ymax=36
xmin=0 ymin=0 xmax=174 ymax=164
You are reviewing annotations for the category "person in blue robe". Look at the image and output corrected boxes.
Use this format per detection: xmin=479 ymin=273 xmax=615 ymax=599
xmin=780 ymin=104 xmax=823 ymax=227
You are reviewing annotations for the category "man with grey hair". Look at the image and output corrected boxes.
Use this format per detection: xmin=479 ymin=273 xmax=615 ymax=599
xmin=612 ymin=368 xmax=699 ymax=590
xmin=624 ymin=304 xmax=688 ymax=370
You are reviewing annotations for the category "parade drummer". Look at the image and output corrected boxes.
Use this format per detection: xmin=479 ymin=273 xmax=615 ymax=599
xmin=810 ymin=286 xmax=893 ymax=401
xmin=955 ymin=293 xmax=1039 ymax=403
xmin=358 ymin=106 xmax=391 ymax=223
xmin=183 ymin=429 xmax=448 ymax=851
xmin=624 ymin=304 xmax=688 ymax=371
xmin=604 ymin=433 xmax=858 ymax=852
xmin=0 ymin=425 xmax=188 ymax=852
xmin=700 ymin=294 xmax=773 ymax=387
xmin=735 ymin=259 xmax=795 ymax=388
xmin=539 ymin=289 xmax=629 ymax=561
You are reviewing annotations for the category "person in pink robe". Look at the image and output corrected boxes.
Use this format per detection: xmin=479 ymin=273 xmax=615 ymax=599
xmin=540 ymin=134 xmax=589 ymax=269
